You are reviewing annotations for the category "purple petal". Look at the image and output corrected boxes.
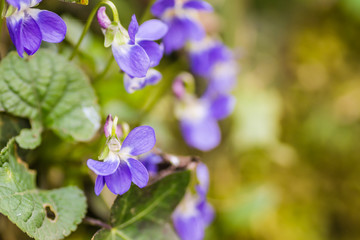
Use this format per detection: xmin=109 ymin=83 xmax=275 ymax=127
xmin=180 ymin=117 xmax=220 ymax=151
xmin=197 ymin=201 xmax=215 ymax=226
xmin=138 ymin=41 xmax=164 ymax=67
xmin=145 ymin=69 xmax=162 ymax=85
xmin=196 ymin=163 xmax=209 ymax=194
xmin=140 ymin=153 xmax=162 ymax=174
xmin=151 ymin=0 xmax=175 ymax=18
xmin=6 ymin=0 xmax=35 ymax=9
xmin=127 ymin=158 xmax=149 ymax=188
xmin=173 ymin=213 xmax=205 ymax=240
xmin=136 ymin=19 xmax=168 ymax=41
xmin=121 ymin=126 xmax=156 ymax=156
xmin=87 ymin=158 xmax=120 ymax=176
xmin=22 ymin=13 xmax=42 ymax=56
xmin=6 ymin=16 xmax=24 ymax=57
xmin=123 ymin=74 xmax=146 ymax=94
xmin=112 ymin=43 xmax=150 ymax=78
xmin=163 ymin=17 xmax=204 ymax=54
xmin=29 ymin=9 xmax=66 ymax=43
xmin=94 ymin=175 xmax=105 ymax=196
xmin=190 ymin=41 xmax=232 ymax=77
xmin=128 ymin=14 xmax=139 ymax=44
xmin=163 ymin=18 xmax=187 ymax=54
xmin=97 ymin=6 xmax=111 ymax=29
xmin=207 ymin=61 xmax=238 ymax=94
xmin=104 ymin=114 xmax=113 ymax=137
xmin=190 ymin=49 xmax=212 ymax=77
xmin=209 ymin=95 xmax=235 ymax=120
xmin=184 ymin=17 xmax=205 ymax=42
xmin=124 ymin=69 xmax=161 ymax=93
xmin=105 ymin=160 xmax=132 ymax=195
xmin=183 ymin=0 xmax=213 ymax=11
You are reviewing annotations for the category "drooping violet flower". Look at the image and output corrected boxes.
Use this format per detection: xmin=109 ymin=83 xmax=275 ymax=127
xmin=173 ymin=163 xmax=214 ymax=240
xmin=98 ymin=7 xmax=168 ymax=78
xmin=87 ymin=115 xmax=156 ymax=195
xmin=139 ymin=152 xmax=162 ymax=176
xmin=188 ymin=39 xmax=238 ymax=94
xmin=123 ymin=68 xmax=162 ymax=93
xmin=151 ymin=0 xmax=213 ymax=54
xmin=173 ymin=75 xmax=235 ymax=151
xmin=6 ymin=0 xmax=67 ymax=57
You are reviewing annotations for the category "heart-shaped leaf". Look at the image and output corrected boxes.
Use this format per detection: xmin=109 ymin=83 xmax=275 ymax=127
xmin=0 ymin=139 xmax=87 ymax=240
xmin=0 ymin=50 xmax=101 ymax=149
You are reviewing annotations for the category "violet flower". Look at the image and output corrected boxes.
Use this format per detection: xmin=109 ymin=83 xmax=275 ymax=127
xmin=173 ymin=163 xmax=214 ymax=240
xmin=123 ymin=68 xmax=162 ymax=93
xmin=98 ymin=7 xmax=168 ymax=78
xmin=87 ymin=115 xmax=156 ymax=195
xmin=6 ymin=0 xmax=67 ymax=57
xmin=188 ymin=39 xmax=238 ymax=94
xmin=173 ymin=75 xmax=235 ymax=151
xmin=151 ymin=0 xmax=213 ymax=54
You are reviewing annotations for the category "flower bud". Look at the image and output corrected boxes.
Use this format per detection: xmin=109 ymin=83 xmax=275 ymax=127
xmin=97 ymin=6 xmax=111 ymax=29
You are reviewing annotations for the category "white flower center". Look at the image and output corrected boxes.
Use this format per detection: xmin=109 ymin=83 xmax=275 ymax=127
xmin=175 ymin=96 xmax=208 ymax=123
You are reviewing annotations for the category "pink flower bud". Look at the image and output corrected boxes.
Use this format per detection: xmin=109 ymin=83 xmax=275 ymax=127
xmin=97 ymin=7 xmax=111 ymax=29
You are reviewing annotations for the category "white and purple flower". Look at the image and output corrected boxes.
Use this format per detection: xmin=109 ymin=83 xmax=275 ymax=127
xmin=6 ymin=0 xmax=67 ymax=57
xmin=173 ymin=74 xmax=235 ymax=151
xmin=87 ymin=115 xmax=156 ymax=195
xmin=173 ymin=163 xmax=214 ymax=240
xmin=151 ymin=0 xmax=213 ymax=54
xmin=98 ymin=7 xmax=168 ymax=78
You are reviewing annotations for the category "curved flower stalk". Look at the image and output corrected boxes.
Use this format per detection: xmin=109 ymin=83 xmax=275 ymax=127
xmin=5 ymin=0 xmax=67 ymax=57
xmin=87 ymin=114 xmax=156 ymax=195
xmin=173 ymin=163 xmax=214 ymax=240
xmin=188 ymin=38 xmax=238 ymax=95
xmin=97 ymin=7 xmax=168 ymax=78
xmin=173 ymin=73 xmax=235 ymax=151
xmin=151 ymin=0 xmax=213 ymax=54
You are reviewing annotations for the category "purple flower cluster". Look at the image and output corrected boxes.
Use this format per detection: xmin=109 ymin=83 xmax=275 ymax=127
xmin=97 ymin=7 xmax=167 ymax=92
xmin=6 ymin=0 xmax=67 ymax=57
xmin=173 ymin=163 xmax=214 ymax=240
xmin=87 ymin=115 xmax=156 ymax=195
xmin=151 ymin=0 xmax=213 ymax=54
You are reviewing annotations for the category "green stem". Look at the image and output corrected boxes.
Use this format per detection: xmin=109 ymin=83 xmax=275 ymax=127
xmin=69 ymin=0 xmax=119 ymax=60
xmin=0 ymin=0 xmax=5 ymax=42
xmin=94 ymin=55 xmax=114 ymax=82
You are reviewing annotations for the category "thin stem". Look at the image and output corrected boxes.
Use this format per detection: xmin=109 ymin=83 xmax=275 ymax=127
xmin=94 ymin=55 xmax=114 ymax=82
xmin=0 ymin=0 xmax=5 ymax=41
xmin=69 ymin=0 xmax=119 ymax=60
xmin=83 ymin=216 xmax=112 ymax=229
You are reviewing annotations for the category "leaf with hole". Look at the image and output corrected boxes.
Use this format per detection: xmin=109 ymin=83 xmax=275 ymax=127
xmin=0 ymin=139 xmax=87 ymax=240
xmin=0 ymin=50 xmax=101 ymax=149
xmin=92 ymin=171 xmax=191 ymax=240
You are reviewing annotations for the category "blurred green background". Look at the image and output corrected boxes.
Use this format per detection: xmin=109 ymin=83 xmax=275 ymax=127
xmin=2 ymin=0 xmax=360 ymax=239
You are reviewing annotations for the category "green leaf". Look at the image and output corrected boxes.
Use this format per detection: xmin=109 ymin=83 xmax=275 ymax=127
xmin=0 ymin=50 xmax=101 ymax=149
xmin=0 ymin=139 xmax=87 ymax=240
xmin=92 ymin=171 xmax=191 ymax=240
xmin=0 ymin=113 xmax=29 ymax=149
